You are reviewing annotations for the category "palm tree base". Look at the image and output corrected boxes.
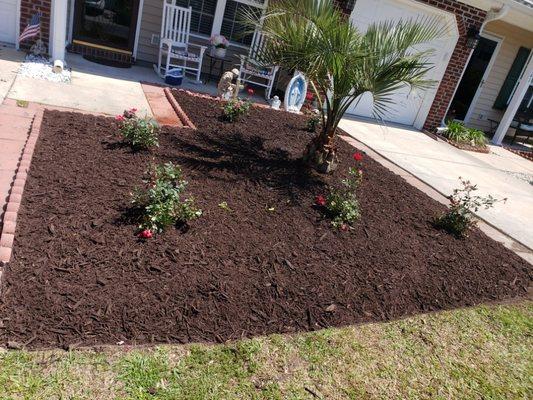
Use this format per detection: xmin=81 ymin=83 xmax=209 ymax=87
xmin=303 ymin=136 xmax=339 ymax=173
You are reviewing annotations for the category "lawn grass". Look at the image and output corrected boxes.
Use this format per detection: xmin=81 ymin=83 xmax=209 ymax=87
xmin=1 ymin=301 xmax=531 ymax=399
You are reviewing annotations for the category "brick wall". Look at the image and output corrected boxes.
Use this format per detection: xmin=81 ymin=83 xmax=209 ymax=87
xmin=416 ymin=0 xmax=486 ymax=131
xmin=19 ymin=0 xmax=52 ymax=52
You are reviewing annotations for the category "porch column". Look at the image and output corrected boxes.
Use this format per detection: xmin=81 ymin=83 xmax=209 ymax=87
xmin=492 ymin=55 xmax=533 ymax=145
xmin=50 ymin=0 xmax=68 ymax=64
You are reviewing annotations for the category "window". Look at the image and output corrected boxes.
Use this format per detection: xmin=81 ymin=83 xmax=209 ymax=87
xmin=175 ymin=0 xmax=217 ymax=36
xmin=220 ymin=0 xmax=264 ymax=46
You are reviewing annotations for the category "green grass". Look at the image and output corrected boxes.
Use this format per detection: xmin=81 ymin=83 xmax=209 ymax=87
xmin=1 ymin=302 xmax=531 ymax=399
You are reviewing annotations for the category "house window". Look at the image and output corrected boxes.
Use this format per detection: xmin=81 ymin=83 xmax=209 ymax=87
xmin=175 ymin=0 xmax=217 ymax=36
xmin=220 ymin=0 xmax=265 ymax=46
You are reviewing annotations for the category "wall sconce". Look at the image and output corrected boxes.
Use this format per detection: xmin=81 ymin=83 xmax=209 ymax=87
xmin=466 ymin=26 xmax=480 ymax=49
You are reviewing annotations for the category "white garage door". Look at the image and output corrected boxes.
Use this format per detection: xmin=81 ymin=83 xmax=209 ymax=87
xmin=0 ymin=0 xmax=17 ymax=44
xmin=347 ymin=0 xmax=458 ymax=128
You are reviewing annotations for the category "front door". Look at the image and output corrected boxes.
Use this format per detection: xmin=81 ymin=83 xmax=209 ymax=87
xmin=447 ymin=36 xmax=499 ymax=121
xmin=73 ymin=0 xmax=140 ymax=52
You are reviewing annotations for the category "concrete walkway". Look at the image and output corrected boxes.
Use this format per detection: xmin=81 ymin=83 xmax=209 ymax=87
xmin=339 ymin=116 xmax=533 ymax=250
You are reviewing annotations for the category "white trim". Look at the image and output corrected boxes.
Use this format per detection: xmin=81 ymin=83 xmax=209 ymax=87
xmin=462 ymin=31 xmax=504 ymax=124
xmin=133 ymin=0 xmax=145 ymax=58
xmin=211 ymin=0 xmax=227 ymax=36
xmin=492 ymin=55 xmax=533 ymax=145
xmin=15 ymin=0 xmax=21 ymax=49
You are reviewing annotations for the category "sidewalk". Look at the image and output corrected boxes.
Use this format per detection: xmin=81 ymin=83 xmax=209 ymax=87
xmin=339 ymin=115 xmax=533 ymax=250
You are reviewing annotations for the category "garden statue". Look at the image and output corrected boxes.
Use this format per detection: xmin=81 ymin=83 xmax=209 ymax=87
xmin=271 ymin=95 xmax=281 ymax=110
xmin=30 ymin=39 xmax=47 ymax=57
xmin=284 ymin=71 xmax=307 ymax=113
xmin=217 ymin=68 xmax=240 ymax=100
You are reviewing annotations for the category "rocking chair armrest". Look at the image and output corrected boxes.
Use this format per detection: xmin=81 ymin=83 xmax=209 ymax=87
xmin=160 ymin=38 xmax=174 ymax=49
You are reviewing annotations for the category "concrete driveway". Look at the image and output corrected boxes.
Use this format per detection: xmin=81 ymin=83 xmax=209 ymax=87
xmin=339 ymin=116 xmax=533 ymax=250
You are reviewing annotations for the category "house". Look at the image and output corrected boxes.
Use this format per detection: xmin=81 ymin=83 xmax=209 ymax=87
xmin=0 ymin=0 xmax=531 ymax=143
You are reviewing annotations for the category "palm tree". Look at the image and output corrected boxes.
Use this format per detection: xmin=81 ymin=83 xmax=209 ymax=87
xmin=243 ymin=0 xmax=444 ymax=172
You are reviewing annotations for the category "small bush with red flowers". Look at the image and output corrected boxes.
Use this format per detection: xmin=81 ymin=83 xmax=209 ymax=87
xmin=131 ymin=162 xmax=201 ymax=236
xmin=316 ymin=152 xmax=364 ymax=229
xmin=116 ymin=108 xmax=159 ymax=150
xmin=434 ymin=178 xmax=505 ymax=238
xmin=222 ymin=98 xmax=252 ymax=122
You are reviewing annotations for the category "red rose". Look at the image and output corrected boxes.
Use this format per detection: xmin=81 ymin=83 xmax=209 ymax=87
xmin=138 ymin=229 xmax=153 ymax=239
xmin=247 ymin=88 xmax=254 ymax=96
xmin=305 ymin=92 xmax=314 ymax=101
xmin=115 ymin=114 xmax=125 ymax=122
xmin=353 ymin=152 xmax=363 ymax=162
xmin=129 ymin=107 xmax=138 ymax=114
xmin=315 ymin=195 xmax=327 ymax=206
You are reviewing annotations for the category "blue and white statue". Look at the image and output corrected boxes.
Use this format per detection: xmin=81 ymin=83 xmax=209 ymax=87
xmin=284 ymin=71 xmax=307 ymax=113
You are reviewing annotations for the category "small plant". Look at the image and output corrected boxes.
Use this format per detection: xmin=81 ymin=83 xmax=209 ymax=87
xmin=466 ymin=127 xmax=487 ymax=146
xmin=218 ymin=201 xmax=232 ymax=212
xmin=444 ymin=121 xmax=487 ymax=147
xmin=131 ymin=162 xmax=201 ymax=235
xmin=434 ymin=178 xmax=505 ymax=238
xmin=306 ymin=115 xmax=320 ymax=133
xmin=116 ymin=108 xmax=159 ymax=150
xmin=315 ymin=152 xmax=363 ymax=229
xmin=222 ymin=99 xmax=252 ymax=122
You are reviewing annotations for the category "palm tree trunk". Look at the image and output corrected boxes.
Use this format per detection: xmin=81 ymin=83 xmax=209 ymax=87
xmin=303 ymin=124 xmax=339 ymax=173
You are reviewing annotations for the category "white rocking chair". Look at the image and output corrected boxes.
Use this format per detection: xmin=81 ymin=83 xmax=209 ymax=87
xmin=155 ymin=1 xmax=207 ymax=82
xmin=239 ymin=30 xmax=279 ymax=99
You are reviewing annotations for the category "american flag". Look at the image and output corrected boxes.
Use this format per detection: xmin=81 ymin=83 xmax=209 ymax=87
xmin=19 ymin=12 xmax=41 ymax=43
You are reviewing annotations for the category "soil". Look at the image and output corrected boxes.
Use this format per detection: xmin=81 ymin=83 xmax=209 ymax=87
xmin=0 ymin=90 xmax=530 ymax=349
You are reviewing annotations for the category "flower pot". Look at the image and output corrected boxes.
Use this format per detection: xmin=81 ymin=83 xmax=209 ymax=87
xmin=214 ymin=47 xmax=227 ymax=58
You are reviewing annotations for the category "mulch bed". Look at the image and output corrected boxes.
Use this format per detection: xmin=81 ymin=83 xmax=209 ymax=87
xmin=0 ymin=90 xmax=530 ymax=349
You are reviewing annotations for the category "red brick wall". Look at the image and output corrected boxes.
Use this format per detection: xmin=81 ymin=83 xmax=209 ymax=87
xmin=335 ymin=0 xmax=486 ymax=131
xmin=415 ymin=0 xmax=486 ymax=131
xmin=19 ymin=0 xmax=52 ymax=52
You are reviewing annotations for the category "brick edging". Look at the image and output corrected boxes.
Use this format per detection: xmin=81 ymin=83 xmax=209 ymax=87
xmin=163 ymin=88 xmax=197 ymax=130
xmin=0 ymin=109 xmax=43 ymax=267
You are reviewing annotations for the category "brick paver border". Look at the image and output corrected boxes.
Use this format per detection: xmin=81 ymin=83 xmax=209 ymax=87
xmin=0 ymin=108 xmax=43 ymax=267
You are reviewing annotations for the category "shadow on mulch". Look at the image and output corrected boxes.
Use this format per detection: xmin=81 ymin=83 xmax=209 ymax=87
xmin=0 ymin=91 xmax=530 ymax=350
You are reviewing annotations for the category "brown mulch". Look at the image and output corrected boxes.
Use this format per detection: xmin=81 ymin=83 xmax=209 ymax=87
xmin=0 ymin=90 xmax=530 ymax=350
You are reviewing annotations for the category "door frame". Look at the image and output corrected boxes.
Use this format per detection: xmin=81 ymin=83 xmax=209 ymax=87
xmin=71 ymin=0 xmax=141 ymax=52
xmin=462 ymin=31 xmax=504 ymax=124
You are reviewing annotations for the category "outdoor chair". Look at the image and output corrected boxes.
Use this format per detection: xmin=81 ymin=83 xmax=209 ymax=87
xmin=238 ymin=30 xmax=279 ymax=100
xmin=155 ymin=1 xmax=207 ymax=82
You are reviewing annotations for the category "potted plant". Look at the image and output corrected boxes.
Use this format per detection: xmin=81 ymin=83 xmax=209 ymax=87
xmin=210 ymin=34 xmax=229 ymax=58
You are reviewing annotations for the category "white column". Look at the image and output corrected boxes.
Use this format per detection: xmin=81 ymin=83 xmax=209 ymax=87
xmin=50 ymin=0 xmax=68 ymax=64
xmin=492 ymin=56 xmax=533 ymax=145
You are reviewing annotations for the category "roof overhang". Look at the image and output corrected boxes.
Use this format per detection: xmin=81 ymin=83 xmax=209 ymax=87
xmin=466 ymin=0 xmax=533 ymax=32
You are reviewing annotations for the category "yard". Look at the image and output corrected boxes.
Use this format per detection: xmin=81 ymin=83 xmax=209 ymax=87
xmin=0 ymin=91 xmax=529 ymax=351
xmin=0 ymin=302 xmax=531 ymax=399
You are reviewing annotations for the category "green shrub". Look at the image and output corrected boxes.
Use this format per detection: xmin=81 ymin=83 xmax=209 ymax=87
xmin=466 ymin=128 xmax=487 ymax=146
xmin=315 ymin=152 xmax=364 ymax=229
xmin=222 ymin=99 xmax=252 ymax=122
xmin=116 ymin=109 xmax=159 ymax=150
xmin=444 ymin=121 xmax=487 ymax=147
xmin=434 ymin=178 xmax=504 ymax=238
xmin=131 ymin=162 xmax=201 ymax=235
xmin=306 ymin=115 xmax=320 ymax=133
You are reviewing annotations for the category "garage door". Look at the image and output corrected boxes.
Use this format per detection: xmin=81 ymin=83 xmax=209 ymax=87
xmin=347 ymin=0 xmax=458 ymax=128
xmin=0 ymin=0 xmax=17 ymax=44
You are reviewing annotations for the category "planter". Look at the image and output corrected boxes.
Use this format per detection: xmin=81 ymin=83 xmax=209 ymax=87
xmin=214 ymin=47 xmax=227 ymax=58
